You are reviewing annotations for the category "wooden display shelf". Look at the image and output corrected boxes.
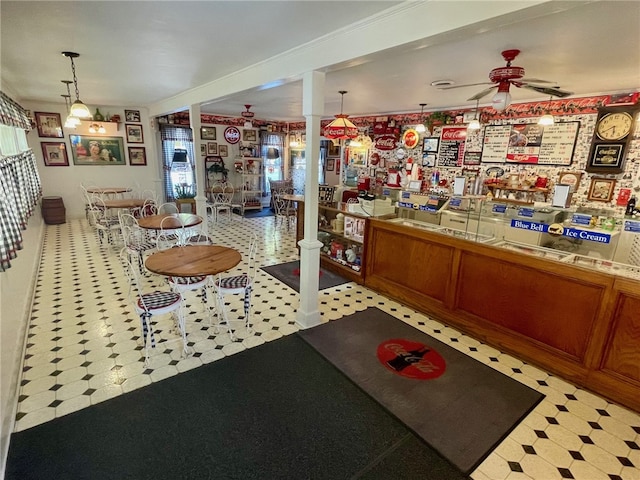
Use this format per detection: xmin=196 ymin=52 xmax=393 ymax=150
xmin=486 ymin=184 xmax=550 ymax=205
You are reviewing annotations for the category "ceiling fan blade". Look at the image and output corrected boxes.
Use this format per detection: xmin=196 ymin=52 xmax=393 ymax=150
xmin=436 ymin=82 xmax=493 ymax=90
xmin=467 ymin=86 xmax=498 ymax=101
xmin=522 ymin=84 xmax=573 ymax=98
xmin=519 ymin=78 xmax=556 ymax=84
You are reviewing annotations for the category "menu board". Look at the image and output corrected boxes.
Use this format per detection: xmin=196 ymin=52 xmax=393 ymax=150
xmin=437 ymin=126 xmax=467 ymax=167
xmin=480 ymin=122 xmax=579 ymax=165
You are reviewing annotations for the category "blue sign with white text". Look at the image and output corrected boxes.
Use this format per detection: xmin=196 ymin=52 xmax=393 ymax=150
xmin=510 ymin=219 xmax=549 ymax=233
xmin=492 ymin=204 xmax=507 ymax=214
xmin=517 ymin=208 xmax=534 ymax=218
xmin=624 ymin=220 xmax=640 ymax=233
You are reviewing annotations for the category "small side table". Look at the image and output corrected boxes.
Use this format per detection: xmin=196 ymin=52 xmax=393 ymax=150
xmin=175 ymin=198 xmax=196 ymax=214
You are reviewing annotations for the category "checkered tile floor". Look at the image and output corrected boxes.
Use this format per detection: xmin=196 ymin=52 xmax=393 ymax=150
xmin=15 ymin=216 xmax=640 ymax=479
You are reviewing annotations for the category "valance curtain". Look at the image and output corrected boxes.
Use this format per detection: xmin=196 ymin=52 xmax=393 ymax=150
xmin=0 ymin=91 xmax=40 ymax=272
xmin=160 ymin=125 xmax=195 ymax=201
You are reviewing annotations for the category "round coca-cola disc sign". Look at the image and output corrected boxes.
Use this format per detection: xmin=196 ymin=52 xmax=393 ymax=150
xmin=377 ymin=338 xmax=446 ymax=380
xmin=224 ymin=126 xmax=241 ymax=144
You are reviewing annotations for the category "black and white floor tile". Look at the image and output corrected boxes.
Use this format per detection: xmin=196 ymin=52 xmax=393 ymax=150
xmin=15 ymin=215 xmax=640 ymax=479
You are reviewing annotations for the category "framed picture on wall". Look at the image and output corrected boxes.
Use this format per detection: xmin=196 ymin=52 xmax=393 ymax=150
xmin=35 ymin=112 xmax=63 ymax=138
xmin=327 ymin=142 xmax=340 ymax=157
xmin=124 ymin=110 xmax=141 ymax=122
xmin=69 ymin=135 xmax=126 ymax=165
xmin=219 ymin=145 xmax=228 ymax=157
xmin=326 ymin=158 xmax=335 ymax=171
xmin=41 ymin=142 xmax=68 ymax=166
xmin=125 ymin=124 xmax=144 ymax=143
xmin=557 ymin=171 xmax=583 ymax=192
xmin=587 ymin=177 xmax=616 ymax=202
xmin=422 ymin=137 xmax=439 ymax=153
xmin=242 ymin=129 xmax=257 ymax=142
xmin=207 ymin=142 xmax=218 ymax=155
xmin=128 ymin=146 xmax=147 ymax=166
xmin=200 ymin=144 xmax=206 ymax=156
xmin=201 ymin=126 xmax=216 ymax=140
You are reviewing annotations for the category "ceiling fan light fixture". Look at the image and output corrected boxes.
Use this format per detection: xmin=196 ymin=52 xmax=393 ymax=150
xmin=491 ymin=87 xmax=511 ymax=112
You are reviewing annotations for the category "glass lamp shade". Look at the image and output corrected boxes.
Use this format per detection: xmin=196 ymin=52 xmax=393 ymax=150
xmin=491 ymin=91 xmax=511 ymax=112
xmin=64 ymin=115 xmax=80 ymax=128
xmin=70 ymin=100 xmax=92 ymax=118
xmin=538 ymin=114 xmax=555 ymax=126
xmin=467 ymin=118 xmax=481 ymax=130
xmin=415 ymin=123 xmax=426 ymax=133
xmin=324 ymin=115 xmax=358 ymax=140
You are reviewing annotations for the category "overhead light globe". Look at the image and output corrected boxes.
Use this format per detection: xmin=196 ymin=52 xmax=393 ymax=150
xmin=491 ymin=91 xmax=511 ymax=112
xmin=538 ymin=114 xmax=555 ymax=126
xmin=70 ymin=100 xmax=92 ymax=118
xmin=467 ymin=118 xmax=481 ymax=130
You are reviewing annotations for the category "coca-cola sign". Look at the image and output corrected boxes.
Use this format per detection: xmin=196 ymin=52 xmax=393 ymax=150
xmin=224 ymin=126 xmax=241 ymax=144
xmin=402 ymin=129 xmax=420 ymax=149
xmin=374 ymin=135 xmax=397 ymax=151
xmin=441 ymin=127 xmax=468 ymax=141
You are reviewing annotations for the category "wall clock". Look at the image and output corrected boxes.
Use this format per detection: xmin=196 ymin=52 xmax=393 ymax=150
xmin=586 ymin=105 xmax=639 ymax=174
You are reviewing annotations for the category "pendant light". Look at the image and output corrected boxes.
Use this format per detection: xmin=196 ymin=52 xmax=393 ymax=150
xmin=324 ymin=91 xmax=358 ymax=140
xmin=538 ymin=95 xmax=555 ymax=126
xmin=467 ymin=99 xmax=481 ymax=130
xmin=61 ymin=80 xmax=80 ymax=128
xmin=415 ymin=103 xmax=427 ymax=133
xmin=61 ymin=51 xmax=92 ymax=119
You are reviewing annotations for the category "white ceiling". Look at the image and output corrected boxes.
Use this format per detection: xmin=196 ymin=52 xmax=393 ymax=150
xmin=2 ymin=1 xmax=639 ymax=122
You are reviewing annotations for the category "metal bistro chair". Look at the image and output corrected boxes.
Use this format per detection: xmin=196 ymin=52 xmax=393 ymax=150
xmin=273 ymin=190 xmax=297 ymax=232
xmin=206 ymin=182 xmax=234 ymax=226
xmin=212 ymin=233 xmax=258 ymax=339
xmin=120 ymin=214 xmax=156 ymax=276
xmin=119 ymin=248 xmax=188 ymax=365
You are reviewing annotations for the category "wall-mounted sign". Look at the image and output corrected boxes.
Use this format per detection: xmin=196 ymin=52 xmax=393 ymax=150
xmin=402 ymin=129 xmax=420 ymax=149
xmin=223 ymin=126 xmax=241 ymax=144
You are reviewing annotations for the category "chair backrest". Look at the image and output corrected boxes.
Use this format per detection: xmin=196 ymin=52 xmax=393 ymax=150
xmin=119 ymin=212 xmax=138 ymax=228
xmin=210 ymin=182 xmax=233 ymax=205
xmin=156 ymin=215 xmax=184 ymax=250
xmin=273 ymin=192 xmax=295 ymax=217
xmin=158 ymin=202 xmax=179 ymax=214
xmin=245 ymin=233 xmax=259 ymax=282
xmin=119 ymin=247 xmax=151 ymax=310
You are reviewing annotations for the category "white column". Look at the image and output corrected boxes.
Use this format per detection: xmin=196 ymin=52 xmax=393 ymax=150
xmin=189 ymin=103 xmax=207 ymax=215
xmin=296 ymin=70 xmax=324 ymax=329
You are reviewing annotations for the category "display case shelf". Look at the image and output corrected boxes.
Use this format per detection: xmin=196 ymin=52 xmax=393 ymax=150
xmin=239 ymin=157 xmax=263 ymax=211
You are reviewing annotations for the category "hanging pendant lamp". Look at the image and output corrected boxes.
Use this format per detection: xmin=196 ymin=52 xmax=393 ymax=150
xmin=415 ymin=103 xmax=427 ymax=133
xmin=61 ymin=51 xmax=92 ymax=119
xmin=538 ymin=95 xmax=555 ymax=126
xmin=467 ymin=99 xmax=481 ymax=130
xmin=324 ymin=91 xmax=358 ymax=140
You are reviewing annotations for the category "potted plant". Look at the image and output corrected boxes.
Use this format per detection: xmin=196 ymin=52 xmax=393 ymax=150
xmin=174 ymin=183 xmax=196 ymax=199
xmin=425 ymin=111 xmax=452 ymax=134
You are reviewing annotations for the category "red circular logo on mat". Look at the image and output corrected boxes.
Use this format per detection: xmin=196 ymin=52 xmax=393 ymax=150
xmin=377 ymin=339 xmax=446 ymax=380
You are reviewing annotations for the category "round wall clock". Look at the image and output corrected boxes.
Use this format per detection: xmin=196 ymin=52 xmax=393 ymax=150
xmin=596 ymin=112 xmax=633 ymax=141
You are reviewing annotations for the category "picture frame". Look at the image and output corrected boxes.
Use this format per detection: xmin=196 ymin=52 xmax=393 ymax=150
xmin=207 ymin=142 xmax=218 ymax=155
xmin=557 ymin=171 xmax=583 ymax=192
xmin=125 ymin=124 xmax=144 ymax=143
xmin=422 ymin=153 xmax=437 ymax=167
xmin=347 ymin=147 xmax=368 ymax=167
xmin=41 ymin=142 xmax=68 ymax=166
xmin=35 ymin=112 xmax=63 ymax=138
xmin=422 ymin=137 xmax=439 ymax=153
xmin=326 ymin=158 xmax=335 ymax=171
xmin=128 ymin=146 xmax=147 ymax=166
xmin=124 ymin=110 xmax=141 ymax=122
xmin=201 ymin=126 xmax=217 ymax=140
xmin=200 ymin=144 xmax=206 ymax=156
xmin=242 ymin=129 xmax=257 ymax=142
xmin=69 ymin=135 xmax=126 ymax=165
xmin=587 ymin=177 xmax=616 ymax=202
xmin=219 ymin=145 xmax=228 ymax=157
xmin=587 ymin=143 xmax=625 ymax=173
xmin=327 ymin=142 xmax=340 ymax=157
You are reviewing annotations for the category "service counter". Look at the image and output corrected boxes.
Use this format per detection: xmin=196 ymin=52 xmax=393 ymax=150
xmin=364 ymin=216 xmax=640 ymax=413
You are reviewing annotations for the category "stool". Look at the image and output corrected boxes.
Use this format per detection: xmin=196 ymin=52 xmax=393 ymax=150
xmin=41 ymin=196 xmax=66 ymax=225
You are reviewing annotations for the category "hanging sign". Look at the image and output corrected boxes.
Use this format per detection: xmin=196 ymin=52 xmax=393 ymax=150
xmin=374 ymin=134 xmax=397 ymax=151
xmin=223 ymin=126 xmax=241 ymax=144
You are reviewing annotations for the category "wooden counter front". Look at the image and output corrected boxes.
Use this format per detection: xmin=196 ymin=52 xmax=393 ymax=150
xmin=365 ymin=218 xmax=640 ymax=412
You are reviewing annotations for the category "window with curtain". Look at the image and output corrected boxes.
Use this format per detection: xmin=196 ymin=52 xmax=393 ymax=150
xmin=160 ymin=125 xmax=196 ymax=201
xmin=259 ymin=132 xmax=285 ymax=194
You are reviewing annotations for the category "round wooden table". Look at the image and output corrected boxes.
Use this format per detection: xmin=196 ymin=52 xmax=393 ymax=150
xmin=145 ymin=245 xmax=241 ymax=277
xmin=86 ymin=187 xmax=132 ymax=195
xmin=137 ymin=213 xmax=202 ymax=230
xmin=103 ymin=198 xmax=147 ymax=210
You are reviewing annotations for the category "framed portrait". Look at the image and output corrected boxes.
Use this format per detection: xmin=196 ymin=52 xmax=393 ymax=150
xmin=124 ymin=110 xmax=141 ymax=122
xmin=41 ymin=142 xmax=68 ymax=166
xmin=242 ymin=129 xmax=257 ymax=142
xmin=69 ymin=135 xmax=126 ymax=165
xmin=587 ymin=178 xmax=616 ymax=202
xmin=557 ymin=171 xmax=583 ymax=192
xmin=201 ymin=126 xmax=216 ymax=140
xmin=200 ymin=144 xmax=206 ymax=156
xmin=128 ymin=146 xmax=147 ymax=166
xmin=125 ymin=124 xmax=144 ymax=143
xmin=422 ymin=137 xmax=439 ymax=153
xmin=326 ymin=158 xmax=335 ymax=171
xmin=219 ymin=145 xmax=228 ymax=157
xmin=587 ymin=143 xmax=625 ymax=173
xmin=327 ymin=142 xmax=340 ymax=157
xmin=207 ymin=142 xmax=218 ymax=155
xmin=35 ymin=112 xmax=63 ymax=138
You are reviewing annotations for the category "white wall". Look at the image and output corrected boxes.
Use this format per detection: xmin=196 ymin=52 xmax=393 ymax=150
xmin=0 ymin=213 xmax=44 ymax=476
xmin=24 ymin=101 xmax=162 ymax=219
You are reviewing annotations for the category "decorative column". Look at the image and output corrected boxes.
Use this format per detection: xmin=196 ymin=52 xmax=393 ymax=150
xmin=296 ymin=70 xmax=325 ymax=329
xmin=189 ymin=103 xmax=207 ymax=215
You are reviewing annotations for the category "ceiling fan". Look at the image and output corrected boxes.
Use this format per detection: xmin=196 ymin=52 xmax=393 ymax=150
xmin=437 ymin=49 xmax=573 ymax=111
